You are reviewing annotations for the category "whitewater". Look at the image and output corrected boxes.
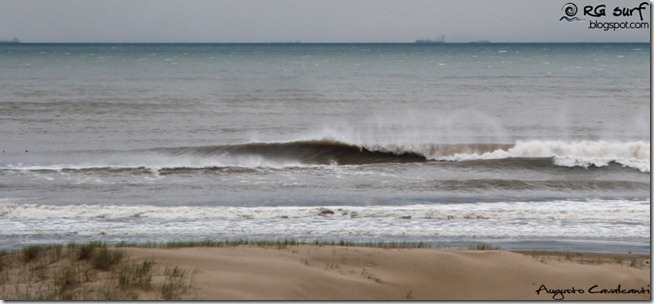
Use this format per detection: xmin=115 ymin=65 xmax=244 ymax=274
xmin=0 ymin=43 xmax=649 ymax=253
xmin=2 ymin=139 xmax=649 ymax=171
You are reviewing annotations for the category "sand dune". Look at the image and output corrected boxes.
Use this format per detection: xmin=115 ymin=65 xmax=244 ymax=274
xmin=123 ymin=246 xmax=650 ymax=300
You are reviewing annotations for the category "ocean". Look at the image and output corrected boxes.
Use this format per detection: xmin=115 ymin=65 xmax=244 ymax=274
xmin=0 ymin=43 xmax=649 ymax=253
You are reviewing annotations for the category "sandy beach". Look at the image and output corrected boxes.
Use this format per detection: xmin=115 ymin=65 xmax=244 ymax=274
xmin=121 ymin=245 xmax=650 ymax=300
xmin=0 ymin=244 xmax=650 ymax=300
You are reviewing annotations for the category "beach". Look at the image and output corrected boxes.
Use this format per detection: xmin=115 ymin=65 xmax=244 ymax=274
xmin=1 ymin=244 xmax=649 ymax=300
xmin=124 ymin=246 xmax=651 ymax=300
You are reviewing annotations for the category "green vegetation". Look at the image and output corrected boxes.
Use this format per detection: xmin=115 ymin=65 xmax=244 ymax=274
xmin=467 ymin=243 xmax=501 ymax=250
xmin=0 ymin=239 xmax=648 ymax=300
xmin=0 ymin=243 xmax=194 ymax=300
xmin=75 ymin=241 xmax=104 ymax=260
xmin=161 ymin=266 xmax=197 ymax=300
xmin=114 ymin=238 xmax=431 ymax=249
xmin=91 ymin=246 xmax=124 ymax=271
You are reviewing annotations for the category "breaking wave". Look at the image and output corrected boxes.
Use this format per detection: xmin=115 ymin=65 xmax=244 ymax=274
xmin=1 ymin=139 xmax=649 ymax=172
xmin=155 ymin=140 xmax=428 ymax=165
xmin=429 ymin=140 xmax=650 ymax=172
xmin=154 ymin=139 xmax=649 ymax=172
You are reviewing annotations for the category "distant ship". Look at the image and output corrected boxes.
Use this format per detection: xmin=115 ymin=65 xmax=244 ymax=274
xmin=0 ymin=38 xmax=20 ymax=44
xmin=468 ymin=40 xmax=491 ymax=44
xmin=415 ymin=35 xmax=446 ymax=44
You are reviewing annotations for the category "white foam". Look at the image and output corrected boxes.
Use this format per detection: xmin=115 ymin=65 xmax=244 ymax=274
xmin=1 ymin=154 xmax=323 ymax=171
xmin=434 ymin=140 xmax=650 ymax=172
xmin=0 ymin=200 xmax=648 ymax=221
xmin=0 ymin=200 xmax=649 ymax=240
xmin=1 ymin=139 xmax=649 ymax=172
xmin=304 ymin=126 xmax=650 ymax=171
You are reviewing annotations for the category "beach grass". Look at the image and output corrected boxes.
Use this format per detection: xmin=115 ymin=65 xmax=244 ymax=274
xmin=0 ymin=239 xmax=487 ymax=300
xmin=467 ymin=243 xmax=501 ymax=250
xmin=114 ymin=238 xmax=432 ymax=249
xmin=0 ymin=243 xmax=195 ymax=300
xmin=1 ymin=240 xmax=648 ymax=300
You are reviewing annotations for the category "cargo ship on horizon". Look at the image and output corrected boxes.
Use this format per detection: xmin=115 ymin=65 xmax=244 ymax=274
xmin=414 ymin=35 xmax=446 ymax=44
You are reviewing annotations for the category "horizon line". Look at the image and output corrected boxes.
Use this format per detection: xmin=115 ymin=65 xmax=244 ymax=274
xmin=2 ymin=41 xmax=650 ymax=44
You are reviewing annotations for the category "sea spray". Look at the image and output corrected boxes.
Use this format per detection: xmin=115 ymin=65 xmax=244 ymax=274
xmin=436 ymin=140 xmax=650 ymax=172
xmin=0 ymin=43 xmax=648 ymax=253
xmin=0 ymin=139 xmax=649 ymax=171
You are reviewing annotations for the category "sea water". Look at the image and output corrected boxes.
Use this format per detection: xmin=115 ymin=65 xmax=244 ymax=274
xmin=0 ymin=43 xmax=649 ymax=252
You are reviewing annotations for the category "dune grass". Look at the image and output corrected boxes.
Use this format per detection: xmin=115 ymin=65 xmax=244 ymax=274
xmin=114 ymin=238 xmax=432 ymax=249
xmin=0 ymin=238 xmax=459 ymax=300
xmin=0 ymin=243 xmax=194 ymax=300
xmin=467 ymin=243 xmax=501 ymax=250
xmin=2 ymin=239 xmax=646 ymax=300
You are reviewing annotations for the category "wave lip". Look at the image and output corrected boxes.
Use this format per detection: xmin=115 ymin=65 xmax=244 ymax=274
xmin=158 ymin=140 xmax=428 ymax=166
xmin=1 ymin=139 xmax=649 ymax=172
xmin=159 ymin=139 xmax=651 ymax=171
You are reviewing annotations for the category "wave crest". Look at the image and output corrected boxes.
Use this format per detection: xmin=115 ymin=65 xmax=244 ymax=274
xmin=1 ymin=139 xmax=649 ymax=172
xmin=159 ymin=140 xmax=428 ymax=165
xmin=156 ymin=139 xmax=649 ymax=172
xmin=430 ymin=140 xmax=649 ymax=172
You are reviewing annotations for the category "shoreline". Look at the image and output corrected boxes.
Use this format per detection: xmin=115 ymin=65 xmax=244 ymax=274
xmin=1 ymin=243 xmax=649 ymax=300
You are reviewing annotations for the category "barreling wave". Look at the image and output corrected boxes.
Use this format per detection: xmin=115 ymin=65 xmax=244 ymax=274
xmin=156 ymin=140 xmax=429 ymax=165
xmin=153 ymin=139 xmax=649 ymax=172
xmin=1 ymin=139 xmax=649 ymax=172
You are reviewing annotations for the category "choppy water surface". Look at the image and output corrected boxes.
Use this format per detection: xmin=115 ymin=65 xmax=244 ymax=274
xmin=0 ymin=43 xmax=649 ymax=252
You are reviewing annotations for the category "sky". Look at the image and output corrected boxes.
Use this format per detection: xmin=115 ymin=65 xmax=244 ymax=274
xmin=0 ymin=0 xmax=650 ymax=43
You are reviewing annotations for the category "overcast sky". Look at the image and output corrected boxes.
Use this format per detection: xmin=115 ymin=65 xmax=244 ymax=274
xmin=0 ymin=0 xmax=650 ymax=43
